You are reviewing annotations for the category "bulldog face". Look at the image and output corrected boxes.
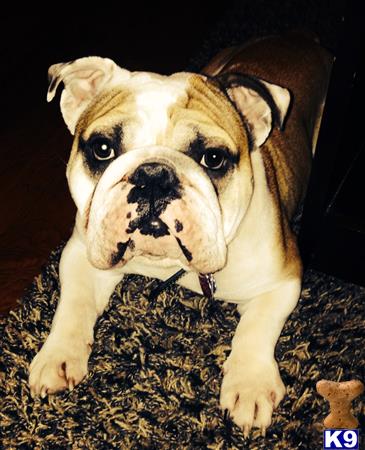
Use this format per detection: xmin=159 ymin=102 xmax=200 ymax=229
xmin=48 ymin=57 xmax=290 ymax=274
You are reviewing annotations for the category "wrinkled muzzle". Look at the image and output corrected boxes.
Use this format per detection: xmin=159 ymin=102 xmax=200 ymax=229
xmin=85 ymin=146 xmax=227 ymax=274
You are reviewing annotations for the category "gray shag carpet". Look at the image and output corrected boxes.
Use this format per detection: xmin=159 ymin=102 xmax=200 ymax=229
xmin=0 ymin=244 xmax=364 ymax=449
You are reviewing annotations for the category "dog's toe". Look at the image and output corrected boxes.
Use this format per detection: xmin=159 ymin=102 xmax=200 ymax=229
xmin=29 ymin=338 xmax=90 ymax=397
xmin=220 ymin=355 xmax=286 ymax=436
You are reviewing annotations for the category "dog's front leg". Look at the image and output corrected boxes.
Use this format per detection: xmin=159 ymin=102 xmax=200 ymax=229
xmin=29 ymin=229 xmax=123 ymax=398
xmin=220 ymin=278 xmax=301 ymax=437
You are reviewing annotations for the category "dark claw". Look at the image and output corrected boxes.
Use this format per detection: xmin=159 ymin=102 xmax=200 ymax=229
xmin=234 ymin=393 xmax=240 ymax=407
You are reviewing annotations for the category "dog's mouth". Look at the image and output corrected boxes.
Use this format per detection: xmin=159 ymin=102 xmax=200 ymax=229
xmin=124 ymin=161 xmax=183 ymax=236
xmin=86 ymin=186 xmax=225 ymax=273
xmin=109 ymin=230 xmax=193 ymax=267
xmin=85 ymin=182 xmax=225 ymax=274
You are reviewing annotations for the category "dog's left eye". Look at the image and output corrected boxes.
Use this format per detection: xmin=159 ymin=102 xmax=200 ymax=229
xmin=200 ymin=148 xmax=226 ymax=170
xmin=90 ymin=138 xmax=115 ymax=161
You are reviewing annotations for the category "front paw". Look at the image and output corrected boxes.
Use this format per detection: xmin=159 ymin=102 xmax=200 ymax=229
xmin=220 ymin=355 xmax=286 ymax=437
xmin=29 ymin=336 xmax=91 ymax=398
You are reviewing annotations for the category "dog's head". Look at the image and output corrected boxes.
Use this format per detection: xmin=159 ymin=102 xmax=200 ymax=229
xmin=48 ymin=57 xmax=290 ymax=274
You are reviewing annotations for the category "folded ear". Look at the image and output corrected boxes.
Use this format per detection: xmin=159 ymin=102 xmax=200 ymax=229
xmin=47 ymin=57 xmax=131 ymax=134
xmin=216 ymin=73 xmax=291 ymax=149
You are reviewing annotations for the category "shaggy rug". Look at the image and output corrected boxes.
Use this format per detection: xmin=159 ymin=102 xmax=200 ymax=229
xmin=1 ymin=244 xmax=364 ymax=449
xmin=2 ymin=1 xmax=363 ymax=449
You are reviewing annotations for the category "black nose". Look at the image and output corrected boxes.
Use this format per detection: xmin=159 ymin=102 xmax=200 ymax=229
xmin=127 ymin=162 xmax=182 ymax=238
xmin=130 ymin=162 xmax=179 ymax=192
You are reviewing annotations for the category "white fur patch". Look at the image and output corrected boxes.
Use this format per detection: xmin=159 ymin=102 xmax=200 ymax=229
xmin=125 ymin=72 xmax=189 ymax=148
xmin=66 ymin=153 xmax=95 ymax=217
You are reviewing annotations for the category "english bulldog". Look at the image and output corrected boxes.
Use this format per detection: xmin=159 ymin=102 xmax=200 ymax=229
xmin=29 ymin=32 xmax=331 ymax=436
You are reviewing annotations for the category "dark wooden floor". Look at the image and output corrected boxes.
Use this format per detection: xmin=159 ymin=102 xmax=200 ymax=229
xmin=0 ymin=9 xmax=227 ymax=315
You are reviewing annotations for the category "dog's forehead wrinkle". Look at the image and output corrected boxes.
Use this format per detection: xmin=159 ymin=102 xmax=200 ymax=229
xmin=78 ymin=73 xmax=221 ymax=154
xmin=130 ymin=79 xmax=189 ymax=148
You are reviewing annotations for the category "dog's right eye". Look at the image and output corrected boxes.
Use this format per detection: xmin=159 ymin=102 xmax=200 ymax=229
xmin=90 ymin=138 xmax=115 ymax=161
